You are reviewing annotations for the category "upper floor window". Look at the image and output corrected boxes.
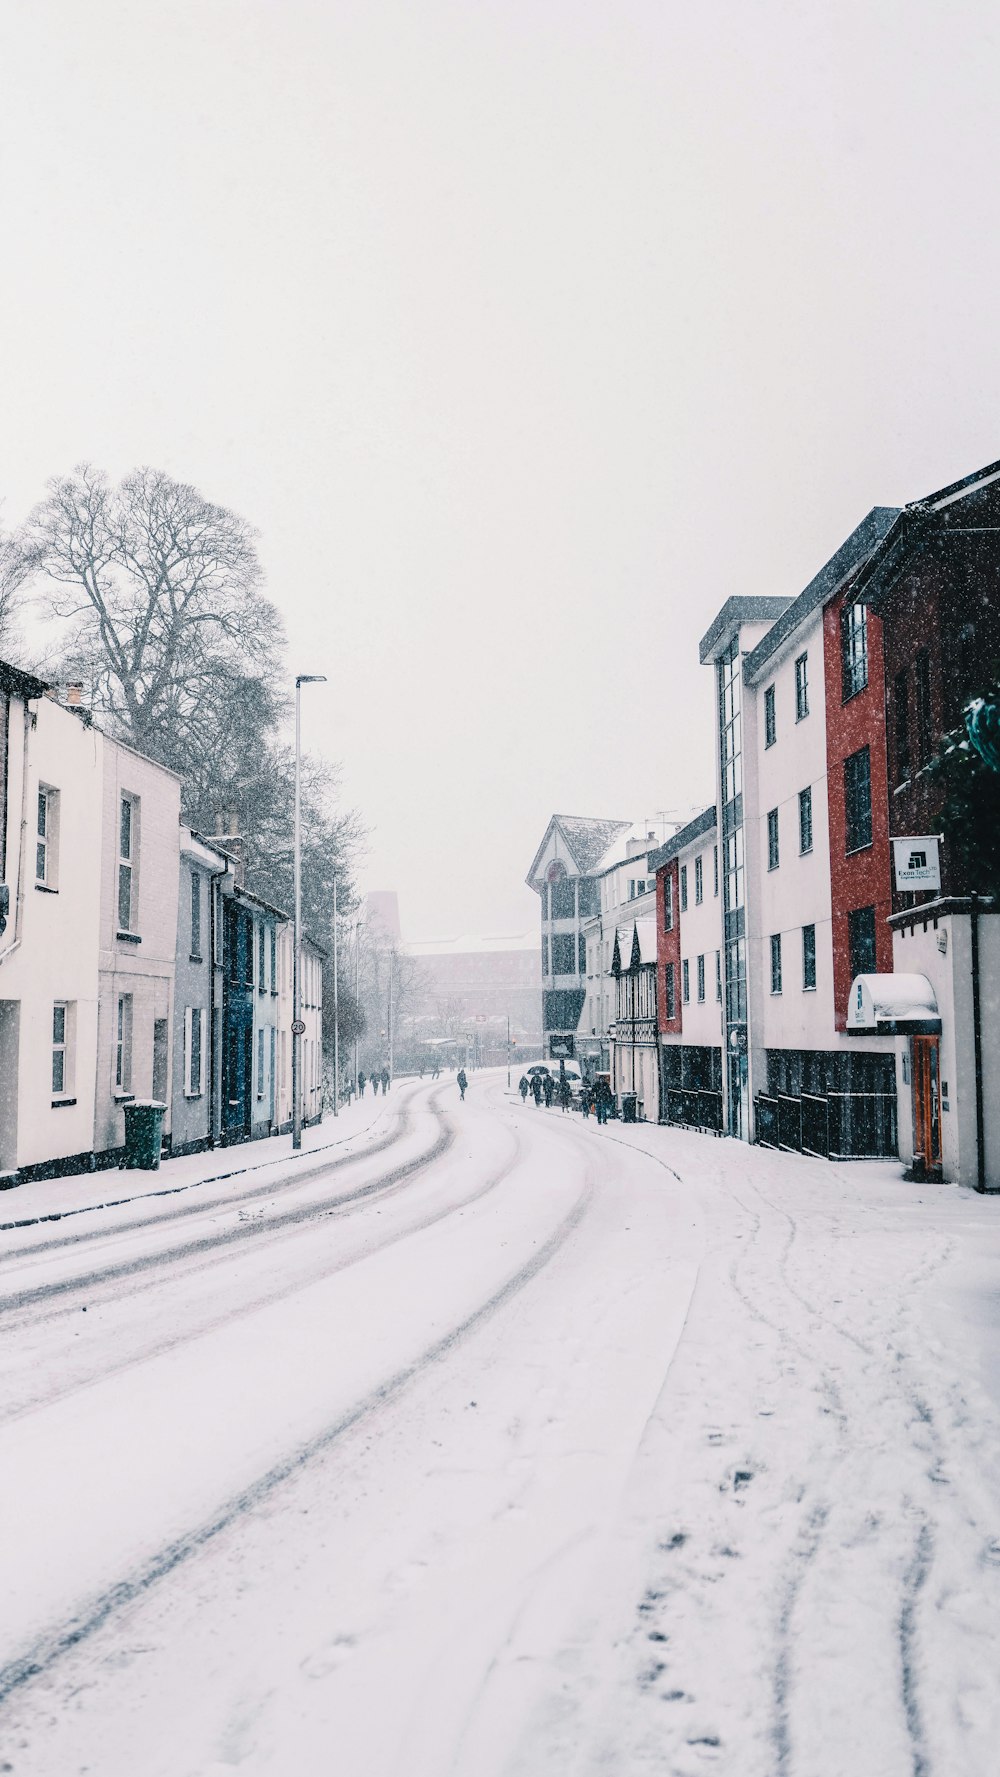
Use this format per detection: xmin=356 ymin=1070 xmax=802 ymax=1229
xmin=848 ymin=905 xmax=877 ymax=980
xmin=802 ymin=923 xmax=817 ymax=990
xmin=715 ymin=949 xmax=722 ymax=1000
xmin=682 ymin=958 xmax=690 ymax=1003
xmin=578 ymin=932 xmax=587 ymax=973
xmin=844 ymin=746 xmax=873 ymax=853
xmin=713 ymin=844 xmax=719 ymax=897
xmin=695 ymin=856 xmax=704 ymax=905
xmin=767 ymin=808 xmax=780 ymax=871
xmin=541 ymin=935 xmax=549 ymax=974
xmin=36 ymin=786 xmax=59 ymax=888
xmin=795 ymin=653 xmax=809 ymax=721
xmin=841 ymin=602 xmax=869 ymax=700
xmin=270 ymin=924 xmax=278 ymax=995
xmin=663 ymin=872 xmax=674 ymax=931
xmin=915 ymin=649 xmax=933 ymax=767
xmin=52 ymin=1001 xmax=74 ymax=1096
xmin=680 ymin=864 xmax=688 ymax=911
xmin=764 ymin=684 xmax=776 ymax=748
xmin=551 ymin=933 xmax=575 ymax=974
xmin=243 ymin=914 xmax=254 ymax=987
xmin=894 ymin=671 xmax=910 ymax=782
xmin=550 ymin=879 xmax=575 ymax=920
xmin=798 ymin=786 xmax=813 ymax=855
xmin=190 ymin=870 xmax=202 ymax=958
xmin=696 ymin=954 xmax=705 ymax=1002
xmin=770 ymin=933 xmax=783 ymax=994
xmin=665 ymin=960 xmax=676 ymax=1020
xmin=118 ymin=794 xmax=138 ymax=931
xmin=258 ymin=921 xmax=267 ymax=992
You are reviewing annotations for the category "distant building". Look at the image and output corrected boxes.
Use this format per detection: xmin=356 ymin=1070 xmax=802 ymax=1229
xmin=366 ymin=890 xmax=401 ymax=944
xmin=405 ymin=932 xmax=541 ymax=1038
xmin=525 ymin=815 xmax=638 ymax=1059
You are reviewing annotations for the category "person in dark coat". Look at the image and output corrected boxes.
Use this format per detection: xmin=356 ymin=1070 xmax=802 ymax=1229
xmin=530 ymin=1074 xmax=543 ymax=1107
xmin=518 ymin=1075 xmax=529 ymax=1102
xmin=358 ymin=1071 xmax=367 ymax=1097
xmin=381 ymin=1067 xmax=390 ymax=1092
xmin=581 ymin=1084 xmax=593 ymax=1119
xmin=593 ymin=1077 xmax=613 ymax=1125
xmin=558 ymin=1074 xmax=572 ymax=1112
xmin=543 ymin=1074 xmax=555 ymax=1108
xmin=457 ymin=1068 xmax=468 ymax=1101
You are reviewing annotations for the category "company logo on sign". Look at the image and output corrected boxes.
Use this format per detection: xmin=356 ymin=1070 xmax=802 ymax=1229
xmin=892 ymin=836 xmax=941 ymax=891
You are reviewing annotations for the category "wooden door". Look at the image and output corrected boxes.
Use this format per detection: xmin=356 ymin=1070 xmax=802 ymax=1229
xmin=911 ymin=1036 xmax=941 ymax=1174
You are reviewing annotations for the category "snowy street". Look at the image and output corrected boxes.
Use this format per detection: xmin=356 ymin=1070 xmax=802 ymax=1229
xmin=2 ymin=1071 xmax=1000 ymax=1776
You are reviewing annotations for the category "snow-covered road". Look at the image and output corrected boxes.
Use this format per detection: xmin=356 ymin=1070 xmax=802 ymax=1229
xmin=2 ymin=1073 xmax=999 ymax=1776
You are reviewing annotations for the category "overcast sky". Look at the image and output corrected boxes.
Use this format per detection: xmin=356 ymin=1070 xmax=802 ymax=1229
xmin=2 ymin=1 xmax=998 ymax=942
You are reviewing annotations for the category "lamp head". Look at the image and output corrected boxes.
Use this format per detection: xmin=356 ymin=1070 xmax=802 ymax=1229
xmin=296 ymin=674 xmax=328 ymax=687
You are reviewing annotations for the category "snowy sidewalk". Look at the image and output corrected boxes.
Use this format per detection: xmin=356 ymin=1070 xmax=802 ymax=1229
xmin=0 ymin=1084 xmax=421 ymax=1230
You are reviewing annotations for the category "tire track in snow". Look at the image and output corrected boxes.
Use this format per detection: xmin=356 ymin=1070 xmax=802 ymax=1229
xmin=0 ymin=1090 xmax=455 ymax=1319
xmin=0 ymin=1142 xmax=598 ymax=1710
xmin=0 ymin=1103 xmax=525 ymax=1431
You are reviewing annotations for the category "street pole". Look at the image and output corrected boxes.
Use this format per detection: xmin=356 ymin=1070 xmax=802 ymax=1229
xmin=354 ymin=921 xmax=360 ymax=1098
xmin=507 ymin=1013 xmax=511 ymax=1087
xmin=332 ymin=871 xmax=339 ymax=1118
xmin=388 ymin=948 xmax=394 ymax=1080
xmin=293 ymin=673 xmax=326 ymax=1150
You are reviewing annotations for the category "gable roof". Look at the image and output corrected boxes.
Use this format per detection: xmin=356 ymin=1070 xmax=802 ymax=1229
xmin=612 ymin=918 xmax=657 ymax=973
xmin=742 ymin=507 xmax=900 ymax=684
xmin=855 ymin=456 xmax=1000 ymax=612
xmin=525 ymin=814 xmax=633 ymax=889
xmin=698 ymin=597 xmax=792 ymax=666
xmin=648 ymin=806 xmax=717 ymax=872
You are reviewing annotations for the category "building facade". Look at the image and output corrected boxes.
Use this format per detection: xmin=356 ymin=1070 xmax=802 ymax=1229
xmin=652 ymin=807 xmax=723 ymax=1129
xmin=525 ymin=815 xmax=633 ymax=1059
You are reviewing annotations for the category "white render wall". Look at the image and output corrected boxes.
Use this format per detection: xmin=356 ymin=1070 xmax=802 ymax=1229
xmin=275 ymin=926 xmax=323 ymax=1130
xmin=0 ymin=697 xmax=103 ymax=1173
xmin=582 ymin=853 xmax=655 ymax=1053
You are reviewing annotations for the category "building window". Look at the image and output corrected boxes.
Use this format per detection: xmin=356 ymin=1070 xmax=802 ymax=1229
xmin=118 ymin=795 xmax=138 ymax=931
xmin=894 ymin=670 xmax=910 ymax=782
xmin=551 ymin=933 xmax=575 ymax=974
xmin=190 ymin=871 xmax=201 ymax=957
xmin=715 ymin=950 xmax=722 ymax=1000
xmin=680 ymin=865 xmax=688 ymax=912
xmin=663 ymin=872 xmax=674 ymax=931
xmin=915 ymin=649 xmax=933 ymax=767
xmin=844 ymin=746 xmax=873 ymax=852
xmin=259 ymin=922 xmax=267 ymax=992
xmin=628 ymin=879 xmax=635 ymax=900
xmin=184 ymin=1007 xmax=204 ymax=1096
xmin=578 ymin=932 xmax=587 ymax=973
xmin=542 ymin=935 xmax=549 ymax=973
xmin=114 ymin=993 xmax=133 ymax=1092
xmin=243 ymin=914 xmax=254 ymax=987
xmin=257 ymin=1026 xmax=265 ymax=1098
xmin=764 ymin=684 xmax=776 ymax=747
xmin=795 ymin=654 xmax=809 ymax=720
xmin=848 ymin=905 xmax=877 ymax=980
xmin=36 ymin=786 xmax=59 ymax=888
xmin=841 ymin=602 xmax=869 ymax=700
xmin=802 ymin=923 xmax=816 ymax=990
xmin=550 ymin=879 xmax=575 ymax=920
xmin=770 ymin=933 xmax=783 ymax=994
xmin=682 ymin=958 xmax=690 ymax=1003
xmin=52 ymin=1002 xmax=71 ymax=1095
xmin=695 ymin=856 xmax=704 ymax=905
xmin=697 ymin=954 xmax=705 ymax=1001
xmin=270 ymin=925 xmax=277 ymax=995
xmin=713 ymin=844 xmax=719 ymax=896
xmin=665 ymin=961 xmax=676 ymax=1020
xmin=799 ymin=786 xmax=813 ymax=854
xmin=767 ymin=808 xmax=780 ymax=871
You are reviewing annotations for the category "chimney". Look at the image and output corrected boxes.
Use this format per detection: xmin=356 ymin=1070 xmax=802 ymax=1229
xmin=66 ymin=683 xmax=84 ymax=707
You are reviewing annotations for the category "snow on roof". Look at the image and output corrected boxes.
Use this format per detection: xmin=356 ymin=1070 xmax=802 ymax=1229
xmin=847 ymin=973 xmax=941 ymax=1032
xmin=405 ymin=932 xmax=539 ymax=957
xmin=556 ymin=815 xmax=635 ymax=874
xmin=613 ymin=918 xmax=658 ymax=970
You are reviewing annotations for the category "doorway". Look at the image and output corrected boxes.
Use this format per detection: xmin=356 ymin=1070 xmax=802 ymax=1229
xmin=911 ymin=1036 xmax=942 ymax=1177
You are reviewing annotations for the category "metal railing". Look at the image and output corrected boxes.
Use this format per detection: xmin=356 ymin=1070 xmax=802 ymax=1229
xmin=755 ymin=1091 xmax=897 ymax=1160
xmin=664 ymin=1087 xmax=723 ymax=1133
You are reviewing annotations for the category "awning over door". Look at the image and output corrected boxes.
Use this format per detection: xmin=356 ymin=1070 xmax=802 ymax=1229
xmin=847 ymin=973 xmax=941 ymax=1035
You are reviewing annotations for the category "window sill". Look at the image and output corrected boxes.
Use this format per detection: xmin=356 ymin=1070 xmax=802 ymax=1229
xmin=800 ymin=846 xmax=814 ymax=857
xmin=842 ymin=684 xmax=868 ymax=705
xmin=117 ymin=930 xmax=141 ymax=945
xmin=113 ymin=1091 xmax=135 ymax=1102
xmin=844 ymin=841 xmax=873 ymax=858
xmin=51 ymin=1096 xmax=77 ymax=1109
xmin=764 ymin=737 xmax=776 ymax=750
xmin=767 ymin=864 xmax=779 ymax=873
xmin=189 ymin=953 xmax=203 ymax=965
xmin=184 ymin=1091 xmax=204 ymax=1100
xmin=35 ymin=883 xmax=58 ymax=895
xmin=796 ymin=711 xmax=809 ymax=723
xmin=802 ymin=985 xmax=817 ymax=993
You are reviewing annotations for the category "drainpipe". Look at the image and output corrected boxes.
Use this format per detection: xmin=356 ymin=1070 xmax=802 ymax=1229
xmin=0 ymin=702 xmax=34 ymax=970
xmin=970 ymin=894 xmax=986 ymax=1192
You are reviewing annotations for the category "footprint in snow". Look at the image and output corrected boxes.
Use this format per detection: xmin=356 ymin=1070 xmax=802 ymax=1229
xmin=300 ymin=1636 xmax=357 ymax=1679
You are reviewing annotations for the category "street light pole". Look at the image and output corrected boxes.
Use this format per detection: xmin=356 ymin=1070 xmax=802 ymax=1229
xmin=293 ymin=673 xmax=326 ymax=1150
xmin=507 ymin=1013 xmax=511 ymax=1087
xmin=332 ymin=871 xmax=339 ymax=1118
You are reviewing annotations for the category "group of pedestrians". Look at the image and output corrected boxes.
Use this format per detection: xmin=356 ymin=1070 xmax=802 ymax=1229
xmin=517 ymin=1070 xmax=614 ymax=1122
xmin=358 ymin=1068 xmax=391 ymax=1097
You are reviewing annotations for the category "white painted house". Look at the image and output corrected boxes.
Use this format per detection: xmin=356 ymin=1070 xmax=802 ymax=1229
xmin=0 ymin=669 xmax=104 ymax=1181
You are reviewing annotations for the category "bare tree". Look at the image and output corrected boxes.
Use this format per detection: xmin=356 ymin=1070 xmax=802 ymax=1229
xmin=17 ymin=464 xmax=284 ymax=771
xmin=0 ymin=522 xmax=31 ymax=659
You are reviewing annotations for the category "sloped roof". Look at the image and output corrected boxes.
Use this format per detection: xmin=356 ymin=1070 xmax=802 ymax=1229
xmin=648 ymin=806 xmax=717 ymax=872
xmin=742 ymin=507 xmax=900 ymax=684
xmin=0 ymin=657 xmax=49 ymax=701
xmin=698 ymin=597 xmax=792 ymax=665
xmin=525 ymin=814 xmax=634 ymax=889
xmin=612 ymin=918 xmax=658 ymax=972
xmin=858 ymin=455 xmax=1000 ymax=612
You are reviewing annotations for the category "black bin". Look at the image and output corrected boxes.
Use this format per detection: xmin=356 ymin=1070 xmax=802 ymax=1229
xmin=123 ymin=1100 xmax=167 ymax=1170
xmin=621 ymin=1093 xmax=638 ymax=1123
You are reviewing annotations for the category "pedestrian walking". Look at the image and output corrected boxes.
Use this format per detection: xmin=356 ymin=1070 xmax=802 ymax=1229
xmin=543 ymin=1074 xmax=555 ymax=1108
xmin=358 ymin=1071 xmax=366 ymax=1097
xmin=457 ymin=1067 xmax=468 ymax=1101
xmin=558 ymin=1075 xmax=572 ymax=1112
xmin=593 ymin=1077 xmax=613 ymax=1125
xmin=581 ymin=1084 xmax=593 ymax=1119
xmin=381 ymin=1067 xmax=390 ymax=1093
xmin=518 ymin=1074 xmax=529 ymax=1102
xmin=530 ymin=1075 xmax=542 ymax=1107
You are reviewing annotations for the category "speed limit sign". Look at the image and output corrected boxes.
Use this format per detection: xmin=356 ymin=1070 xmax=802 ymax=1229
xmin=291 ymin=1019 xmax=306 ymax=1035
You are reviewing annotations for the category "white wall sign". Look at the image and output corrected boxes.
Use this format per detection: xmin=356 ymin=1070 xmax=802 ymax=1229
xmin=892 ymin=836 xmax=941 ymax=891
